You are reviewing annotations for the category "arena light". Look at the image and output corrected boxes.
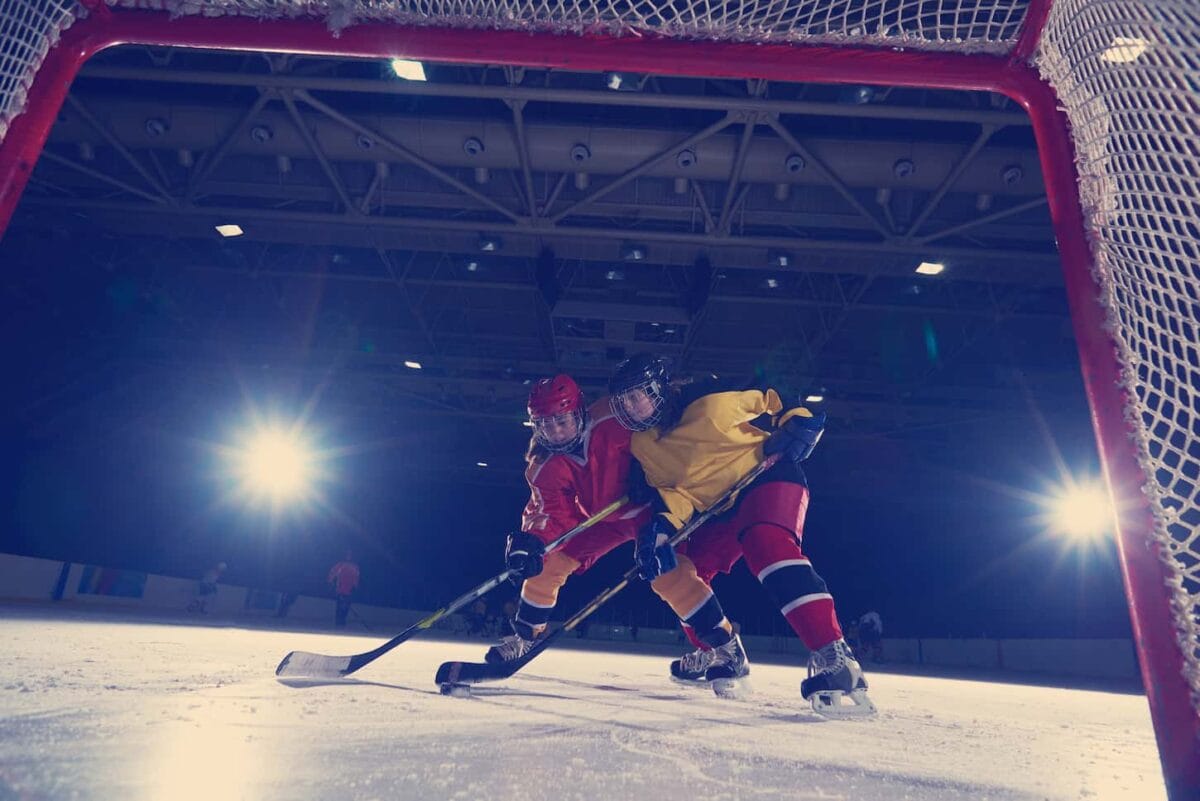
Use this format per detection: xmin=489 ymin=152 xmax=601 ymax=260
xmin=1044 ymin=479 xmax=1114 ymax=541
xmin=404 ymin=360 xmax=422 ymax=369
xmin=915 ymin=261 xmax=945 ymax=275
xmin=805 ymin=394 xmax=825 ymax=403
xmin=230 ymin=426 xmax=318 ymax=504
xmin=215 ymin=224 xmax=243 ymax=238
xmin=390 ymin=59 xmax=426 ymax=81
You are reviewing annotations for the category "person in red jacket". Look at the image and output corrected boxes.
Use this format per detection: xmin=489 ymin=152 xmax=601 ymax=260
xmin=483 ymin=374 xmax=652 ymax=665
xmin=327 ymin=551 xmax=361 ymax=628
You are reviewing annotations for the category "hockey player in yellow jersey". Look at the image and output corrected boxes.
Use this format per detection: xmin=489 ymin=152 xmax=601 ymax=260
xmin=608 ymin=353 xmax=875 ymax=717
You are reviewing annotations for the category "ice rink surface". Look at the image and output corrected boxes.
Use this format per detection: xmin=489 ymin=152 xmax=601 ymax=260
xmin=0 ymin=606 xmax=1164 ymax=801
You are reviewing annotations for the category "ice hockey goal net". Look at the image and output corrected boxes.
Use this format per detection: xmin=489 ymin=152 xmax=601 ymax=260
xmin=0 ymin=0 xmax=1197 ymax=795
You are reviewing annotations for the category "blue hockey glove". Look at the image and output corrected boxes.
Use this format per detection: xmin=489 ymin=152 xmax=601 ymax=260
xmin=505 ymin=531 xmax=545 ymax=580
xmin=635 ymin=516 xmax=678 ymax=581
xmin=765 ymin=410 xmax=826 ymax=462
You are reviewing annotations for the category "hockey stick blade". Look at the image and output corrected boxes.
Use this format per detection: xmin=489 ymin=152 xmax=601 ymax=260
xmin=435 ymin=659 xmax=512 ymax=687
xmin=276 ymin=650 xmax=353 ymax=679
xmin=434 ymin=632 xmax=558 ymax=687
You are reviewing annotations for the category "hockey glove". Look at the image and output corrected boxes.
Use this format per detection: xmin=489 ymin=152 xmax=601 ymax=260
xmin=765 ymin=410 xmax=826 ymax=463
xmin=635 ymin=516 xmax=678 ymax=582
xmin=505 ymin=531 xmax=546 ymax=580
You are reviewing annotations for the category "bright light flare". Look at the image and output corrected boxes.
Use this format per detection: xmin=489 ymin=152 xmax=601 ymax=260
xmin=232 ymin=427 xmax=317 ymax=503
xmin=1044 ymin=480 xmax=1114 ymax=540
xmin=390 ymin=59 xmax=426 ymax=81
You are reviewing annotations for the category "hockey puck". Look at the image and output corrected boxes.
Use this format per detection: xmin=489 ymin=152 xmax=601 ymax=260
xmin=439 ymin=682 xmax=472 ymax=698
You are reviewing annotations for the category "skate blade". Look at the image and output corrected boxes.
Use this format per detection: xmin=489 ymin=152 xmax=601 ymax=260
xmin=439 ymin=682 xmax=473 ymax=698
xmin=669 ymin=675 xmax=711 ymax=688
xmin=810 ymin=688 xmax=877 ymax=719
xmin=711 ymin=676 xmax=753 ymax=699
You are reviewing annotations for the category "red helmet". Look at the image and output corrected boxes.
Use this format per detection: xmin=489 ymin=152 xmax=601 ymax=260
xmin=527 ymin=375 xmax=584 ymax=418
xmin=528 ymin=375 xmax=587 ymax=453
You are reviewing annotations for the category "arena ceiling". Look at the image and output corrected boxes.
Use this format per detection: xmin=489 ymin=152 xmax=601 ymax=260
xmin=0 ymin=44 xmax=1084 ymax=486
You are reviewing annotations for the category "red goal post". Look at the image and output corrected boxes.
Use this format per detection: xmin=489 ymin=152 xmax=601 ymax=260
xmin=0 ymin=1 xmax=1196 ymax=795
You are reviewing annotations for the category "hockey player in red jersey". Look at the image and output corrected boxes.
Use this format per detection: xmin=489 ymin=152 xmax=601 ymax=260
xmin=608 ymin=354 xmax=875 ymax=717
xmin=482 ymin=374 xmax=652 ymax=665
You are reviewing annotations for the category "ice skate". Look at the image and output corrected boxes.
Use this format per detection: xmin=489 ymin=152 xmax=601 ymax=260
xmin=484 ymin=621 xmax=538 ymax=666
xmin=800 ymin=639 xmax=876 ymax=718
xmin=669 ymin=645 xmax=716 ymax=685
xmin=705 ymin=634 xmax=752 ymax=699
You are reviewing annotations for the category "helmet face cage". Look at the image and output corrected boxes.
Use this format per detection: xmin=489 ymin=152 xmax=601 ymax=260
xmin=531 ymin=408 xmax=587 ymax=452
xmin=609 ymin=378 xmax=667 ymax=432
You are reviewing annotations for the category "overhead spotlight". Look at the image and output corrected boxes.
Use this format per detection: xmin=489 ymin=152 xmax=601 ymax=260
xmin=768 ymin=250 xmax=792 ymax=269
xmin=215 ymin=224 xmax=244 ymax=238
xmin=915 ymin=261 xmax=945 ymax=275
xmin=606 ymin=72 xmax=642 ymax=91
xmin=144 ymin=117 xmax=169 ymax=137
xmin=249 ymin=124 xmax=273 ymax=144
xmin=893 ymin=158 xmax=916 ymax=179
xmin=763 ymin=277 xmax=780 ymax=289
xmin=605 ymin=269 xmax=625 ymax=281
xmin=478 ymin=235 xmax=501 ymax=253
xmin=390 ymin=58 xmax=427 ymax=81
xmin=676 ymin=149 xmax=697 ymax=168
xmin=621 ymin=242 xmax=648 ymax=262
xmin=465 ymin=259 xmax=481 ymax=273
xmin=1001 ymin=164 xmax=1024 ymax=186
xmin=1044 ymin=479 xmax=1114 ymax=540
xmin=463 ymin=137 xmax=485 ymax=156
xmin=476 ymin=461 xmax=489 ymax=468
xmin=404 ymin=360 xmax=423 ymax=369
xmin=228 ymin=424 xmax=320 ymax=505
xmin=805 ymin=394 xmax=825 ymax=403
xmin=784 ymin=154 xmax=806 ymax=174
xmin=853 ymin=85 xmax=875 ymax=104
xmin=356 ymin=133 xmax=375 ymax=150
xmin=1101 ymin=36 xmax=1148 ymax=63
xmin=570 ymin=144 xmax=592 ymax=163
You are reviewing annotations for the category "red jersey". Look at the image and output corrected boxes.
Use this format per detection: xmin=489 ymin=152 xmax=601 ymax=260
xmin=327 ymin=561 xmax=360 ymax=596
xmin=521 ymin=398 xmax=636 ymax=545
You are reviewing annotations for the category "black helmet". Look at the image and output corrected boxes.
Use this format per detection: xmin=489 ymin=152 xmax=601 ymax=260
xmin=608 ymin=353 xmax=673 ymax=431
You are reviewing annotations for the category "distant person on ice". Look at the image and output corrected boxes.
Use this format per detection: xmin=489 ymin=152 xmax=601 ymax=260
xmin=480 ymin=375 xmax=681 ymax=667
xmin=607 ymin=354 xmax=875 ymax=715
xmin=857 ymin=610 xmax=884 ymax=663
xmin=327 ymin=552 xmax=361 ymax=628
xmin=187 ymin=561 xmax=226 ymax=614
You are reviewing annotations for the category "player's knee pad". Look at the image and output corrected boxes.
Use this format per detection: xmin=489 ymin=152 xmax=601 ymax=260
xmin=520 ymin=551 xmax=580 ymax=608
xmin=650 ymin=554 xmax=713 ymax=620
xmin=740 ymin=523 xmax=804 ymax=574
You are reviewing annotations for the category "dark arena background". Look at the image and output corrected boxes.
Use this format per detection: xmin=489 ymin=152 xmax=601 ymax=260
xmin=0 ymin=1 xmax=1197 ymax=799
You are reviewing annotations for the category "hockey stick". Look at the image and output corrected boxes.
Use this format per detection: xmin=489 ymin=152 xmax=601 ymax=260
xmin=435 ymin=453 xmax=782 ymax=690
xmin=275 ymin=497 xmax=630 ymax=678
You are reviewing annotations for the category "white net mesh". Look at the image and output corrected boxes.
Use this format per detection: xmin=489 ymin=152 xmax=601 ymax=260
xmin=0 ymin=0 xmax=1196 ymax=743
xmin=1038 ymin=0 xmax=1200 ymax=714
xmin=0 ymin=0 xmax=77 ymax=140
